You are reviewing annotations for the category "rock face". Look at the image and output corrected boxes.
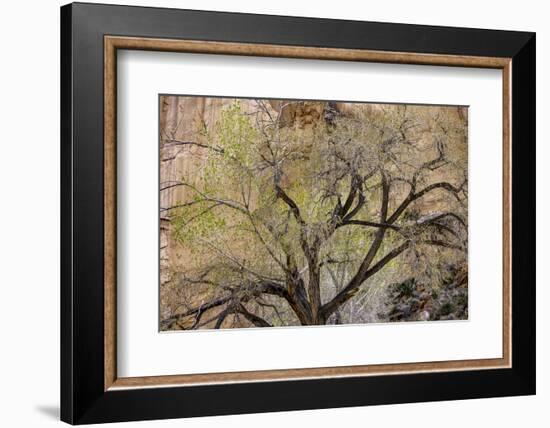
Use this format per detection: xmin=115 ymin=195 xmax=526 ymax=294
xmin=158 ymin=96 xmax=468 ymax=326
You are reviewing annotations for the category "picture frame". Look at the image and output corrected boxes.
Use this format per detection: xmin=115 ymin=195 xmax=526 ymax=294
xmin=60 ymin=2 xmax=535 ymax=424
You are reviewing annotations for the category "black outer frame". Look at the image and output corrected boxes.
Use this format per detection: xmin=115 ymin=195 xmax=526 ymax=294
xmin=60 ymin=2 xmax=535 ymax=424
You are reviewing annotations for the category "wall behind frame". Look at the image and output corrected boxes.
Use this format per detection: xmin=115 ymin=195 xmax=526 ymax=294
xmin=0 ymin=1 xmax=545 ymax=427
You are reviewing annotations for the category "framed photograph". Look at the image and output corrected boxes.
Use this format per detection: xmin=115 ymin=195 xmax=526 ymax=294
xmin=61 ymin=2 xmax=535 ymax=424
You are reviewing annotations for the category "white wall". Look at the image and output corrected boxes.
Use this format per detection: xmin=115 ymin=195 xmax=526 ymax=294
xmin=0 ymin=0 xmax=546 ymax=426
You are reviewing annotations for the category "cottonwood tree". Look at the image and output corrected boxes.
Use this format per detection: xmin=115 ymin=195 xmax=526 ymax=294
xmin=160 ymin=100 xmax=467 ymax=329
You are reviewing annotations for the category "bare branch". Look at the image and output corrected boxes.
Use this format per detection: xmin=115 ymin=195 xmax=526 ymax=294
xmin=164 ymin=139 xmax=225 ymax=154
xmin=275 ymin=184 xmax=304 ymax=225
xmin=388 ymin=180 xmax=466 ymax=224
xmin=237 ymin=304 xmax=272 ymax=327
xmin=337 ymin=219 xmax=400 ymax=231
xmin=321 ymin=240 xmax=410 ymax=318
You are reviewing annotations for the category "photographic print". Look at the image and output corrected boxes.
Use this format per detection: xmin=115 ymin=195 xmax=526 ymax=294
xmin=159 ymin=96 xmax=468 ymax=331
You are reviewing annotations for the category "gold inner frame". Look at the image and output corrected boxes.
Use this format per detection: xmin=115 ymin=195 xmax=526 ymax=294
xmin=104 ymin=35 xmax=512 ymax=391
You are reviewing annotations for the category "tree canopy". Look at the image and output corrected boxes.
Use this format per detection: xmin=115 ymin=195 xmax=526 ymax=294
xmin=160 ymin=99 xmax=468 ymax=330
